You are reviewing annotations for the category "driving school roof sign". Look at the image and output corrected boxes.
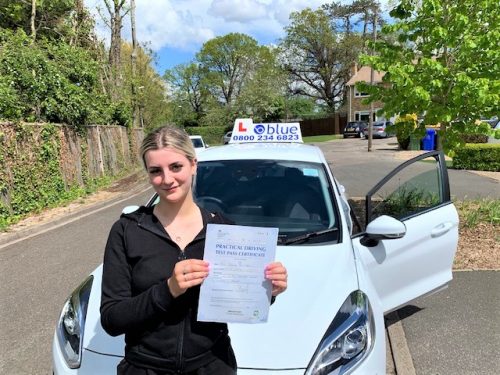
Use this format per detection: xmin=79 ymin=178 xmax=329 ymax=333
xmin=229 ymin=118 xmax=303 ymax=144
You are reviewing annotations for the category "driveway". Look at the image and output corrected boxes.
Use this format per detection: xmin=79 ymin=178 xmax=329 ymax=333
xmin=316 ymin=137 xmax=499 ymax=200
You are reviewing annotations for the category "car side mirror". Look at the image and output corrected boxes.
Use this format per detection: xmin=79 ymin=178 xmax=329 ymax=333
xmin=360 ymin=215 xmax=406 ymax=247
xmin=122 ymin=205 xmax=139 ymax=214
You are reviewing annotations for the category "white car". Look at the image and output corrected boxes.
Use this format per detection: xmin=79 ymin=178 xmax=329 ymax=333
xmin=223 ymin=131 xmax=232 ymax=144
xmin=189 ymin=135 xmax=208 ymax=156
xmin=53 ymin=119 xmax=458 ymax=374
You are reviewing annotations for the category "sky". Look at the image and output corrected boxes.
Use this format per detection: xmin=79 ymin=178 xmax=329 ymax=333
xmin=84 ymin=0 xmax=392 ymax=76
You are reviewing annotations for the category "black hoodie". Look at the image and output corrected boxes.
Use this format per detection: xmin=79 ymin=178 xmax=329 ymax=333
xmin=100 ymin=205 xmax=236 ymax=373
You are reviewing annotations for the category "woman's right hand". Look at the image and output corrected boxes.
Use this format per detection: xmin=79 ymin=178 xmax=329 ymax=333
xmin=167 ymin=259 xmax=209 ymax=298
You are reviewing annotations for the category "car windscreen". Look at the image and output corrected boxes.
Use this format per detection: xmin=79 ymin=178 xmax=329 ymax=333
xmin=191 ymin=138 xmax=204 ymax=148
xmin=193 ymin=159 xmax=340 ymax=244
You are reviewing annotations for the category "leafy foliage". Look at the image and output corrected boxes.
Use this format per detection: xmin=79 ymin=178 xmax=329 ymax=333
xmin=358 ymin=0 xmax=500 ymax=155
xmin=452 ymin=144 xmax=500 ymax=172
xmin=0 ymin=29 xmax=111 ymax=126
xmin=166 ymin=33 xmax=286 ymax=127
xmin=372 ymin=185 xmax=440 ymax=220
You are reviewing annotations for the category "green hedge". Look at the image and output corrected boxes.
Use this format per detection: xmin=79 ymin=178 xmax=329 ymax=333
xmin=461 ymin=133 xmax=489 ymax=143
xmin=184 ymin=126 xmax=228 ymax=146
xmin=453 ymin=143 xmax=500 ymax=172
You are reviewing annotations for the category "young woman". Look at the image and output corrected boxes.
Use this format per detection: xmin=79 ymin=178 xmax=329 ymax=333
xmin=100 ymin=125 xmax=288 ymax=374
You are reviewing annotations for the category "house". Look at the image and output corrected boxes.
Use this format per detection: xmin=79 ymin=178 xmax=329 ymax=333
xmin=344 ymin=63 xmax=389 ymax=123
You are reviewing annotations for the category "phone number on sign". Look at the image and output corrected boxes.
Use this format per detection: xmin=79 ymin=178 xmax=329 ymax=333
xmin=232 ymin=134 xmax=299 ymax=141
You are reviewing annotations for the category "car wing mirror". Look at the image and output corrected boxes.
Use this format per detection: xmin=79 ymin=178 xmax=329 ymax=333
xmin=360 ymin=215 xmax=406 ymax=247
xmin=122 ymin=205 xmax=139 ymax=214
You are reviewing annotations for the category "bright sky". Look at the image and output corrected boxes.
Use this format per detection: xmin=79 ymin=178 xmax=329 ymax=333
xmin=84 ymin=0 xmax=392 ymax=75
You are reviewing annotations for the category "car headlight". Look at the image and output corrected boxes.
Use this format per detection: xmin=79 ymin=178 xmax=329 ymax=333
xmin=56 ymin=275 xmax=93 ymax=369
xmin=305 ymin=291 xmax=374 ymax=375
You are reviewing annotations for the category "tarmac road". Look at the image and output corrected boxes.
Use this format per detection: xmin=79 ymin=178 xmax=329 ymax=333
xmin=0 ymin=185 xmax=154 ymax=374
xmin=316 ymin=137 xmax=499 ymax=200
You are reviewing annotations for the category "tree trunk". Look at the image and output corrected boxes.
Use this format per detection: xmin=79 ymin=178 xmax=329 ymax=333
xmin=368 ymin=12 xmax=377 ymax=152
xmin=31 ymin=0 xmax=36 ymax=41
xmin=130 ymin=0 xmax=140 ymax=127
xmin=105 ymin=0 xmax=127 ymax=100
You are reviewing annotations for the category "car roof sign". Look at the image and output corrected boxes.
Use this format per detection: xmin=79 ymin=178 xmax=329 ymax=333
xmin=229 ymin=118 xmax=303 ymax=144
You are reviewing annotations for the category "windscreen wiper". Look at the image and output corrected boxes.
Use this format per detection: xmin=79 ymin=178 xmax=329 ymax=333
xmin=280 ymin=227 xmax=339 ymax=245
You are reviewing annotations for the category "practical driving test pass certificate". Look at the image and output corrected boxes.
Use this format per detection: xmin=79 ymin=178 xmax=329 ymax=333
xmin=197 ymin=224 xmax=278 ymax=324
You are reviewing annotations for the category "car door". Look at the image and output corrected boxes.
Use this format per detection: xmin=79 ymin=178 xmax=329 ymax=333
xmin=352 ymin=151 xmax=459 ymax=313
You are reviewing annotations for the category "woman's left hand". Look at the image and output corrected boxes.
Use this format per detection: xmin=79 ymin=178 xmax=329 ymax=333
xmin=265 ymin=262 xmax=288 ymax=297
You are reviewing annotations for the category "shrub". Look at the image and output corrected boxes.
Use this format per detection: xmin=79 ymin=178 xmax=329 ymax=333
xmin=393 ymin=114 xmax=417 ymax=150
xmin=453 ymin=143 xmax=500 ymax=172
xmin=184 ymin=126 xmax=228 ymax=146
xmin=460 ymin=133 xmax=489 ymax=143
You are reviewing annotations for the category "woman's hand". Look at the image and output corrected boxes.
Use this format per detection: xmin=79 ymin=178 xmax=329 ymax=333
xmin=265 ymin=262 xmax=288 ymax=297
xmin=168 ymin=259 xmax=209 ymax=298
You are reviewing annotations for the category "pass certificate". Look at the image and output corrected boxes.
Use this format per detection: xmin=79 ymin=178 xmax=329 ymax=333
xmin=197 ymin=224 xmax=278 ymax=324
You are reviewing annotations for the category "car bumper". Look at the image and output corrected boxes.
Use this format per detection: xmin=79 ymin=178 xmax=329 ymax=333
xmin=344 ymin=132 xmax=361 ymax=137
xmin=52 ymin=332 xmax=122 ymax=375
xmin=53 ymin=338 xmax=386 ymax=375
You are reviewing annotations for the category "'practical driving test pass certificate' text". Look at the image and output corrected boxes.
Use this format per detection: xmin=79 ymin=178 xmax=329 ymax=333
xmin=197 ymin=224 xmax=278 ymax=324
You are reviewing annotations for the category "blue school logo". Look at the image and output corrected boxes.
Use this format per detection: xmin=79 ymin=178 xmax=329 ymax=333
xmin=254 ymin=124 xmax=265 ymax=134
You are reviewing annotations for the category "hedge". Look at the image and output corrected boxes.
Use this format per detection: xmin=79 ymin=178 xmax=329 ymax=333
xmin=453 ymin=143 xmax=500 ymax=172
xmin=184 ymin=126 xmax=228 ymax=146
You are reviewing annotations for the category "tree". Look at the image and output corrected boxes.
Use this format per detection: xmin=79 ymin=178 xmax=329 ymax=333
xmin=358 ymin=0 xmax=499 ymax=154
xmin=233 ymin=47 xmax=287 ymax=121
xmin=0 ymin=0 xmax=76 ymax=41
xmin=120 ymin=42 xmax=170 ymax=131
xmin=164 ymin=63 xmax=207 ymax=122
xmin=129 ymin=0 xmax=138 ymax=127
xmin=100 ymin=0 xmax=129 ymax=96
xmin=279 ymin=8 xmax=359 ymax=113
xmin=196 ymin=33 xmax=268 ymax=106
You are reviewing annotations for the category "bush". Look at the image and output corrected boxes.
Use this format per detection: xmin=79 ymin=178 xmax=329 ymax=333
xmin=393 ymin=114 xmax=418 ymax=150
xmin=184 ymin=126 xmax=228 ymax=146
xmin=460 ymin=133 xmax=489 ymax=143
xmin=453 ymin=143 xmax=500 ymax=172
xmin=0 ymin=29 xmax=113 ymax=126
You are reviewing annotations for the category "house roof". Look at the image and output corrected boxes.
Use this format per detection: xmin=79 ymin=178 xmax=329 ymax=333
xmin=346 ymin=66 xmax=385 ymax=86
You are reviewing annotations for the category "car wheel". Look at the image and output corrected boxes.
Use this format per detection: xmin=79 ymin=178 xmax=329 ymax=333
xmin=343 ymin=134 xmax=348 ymax=138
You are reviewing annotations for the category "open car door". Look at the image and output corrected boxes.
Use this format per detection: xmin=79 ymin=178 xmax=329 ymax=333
xmin=352 ymin=151 xmax=459 ymax=313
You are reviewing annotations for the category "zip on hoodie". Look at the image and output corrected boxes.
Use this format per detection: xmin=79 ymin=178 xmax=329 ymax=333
xmin=176 ymin=250 xmax=187 ymax=371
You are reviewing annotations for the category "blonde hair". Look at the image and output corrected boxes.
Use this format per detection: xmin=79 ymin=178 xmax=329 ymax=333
xmin=140 ymin=125 xmax=196 ymax=168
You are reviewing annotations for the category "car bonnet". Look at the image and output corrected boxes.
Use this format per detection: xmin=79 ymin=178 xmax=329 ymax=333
xmin=228 ymin=242 xmax=358 ymax=370
xmin=83 ymin=242 xmax=359 ymax=370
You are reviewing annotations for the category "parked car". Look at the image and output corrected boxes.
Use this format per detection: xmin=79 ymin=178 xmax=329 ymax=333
xmin=53 ymin=119 xmax=458 ymax=374
xmin=369 ymin=121 xmax=394 ymax=138
xmin=189 ymin=135 xmax=208 ymax=156
xmin=480 ymin=116 xmax=499 ymax=129
xmin=343 ymin=121 xmax=368 ymax=138
xmin=223 ymin=131 xmax=232 ymax=144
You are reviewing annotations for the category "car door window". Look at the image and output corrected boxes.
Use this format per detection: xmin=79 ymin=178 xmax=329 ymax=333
xmin=355 ymin=151 xmax=458 ymax=312
xmin=366 ymin=151 xmax=448 ymax=223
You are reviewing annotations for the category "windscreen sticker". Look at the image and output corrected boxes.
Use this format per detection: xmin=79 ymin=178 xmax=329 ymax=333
xmin=303 ymin=168 xmax=319 ymax=177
